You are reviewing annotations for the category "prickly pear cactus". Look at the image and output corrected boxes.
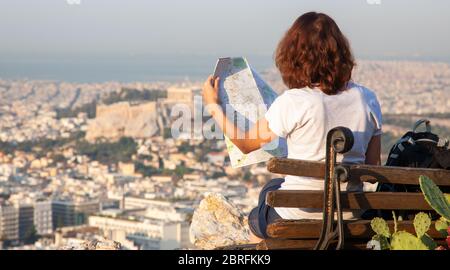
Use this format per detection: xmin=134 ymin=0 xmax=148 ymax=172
xmin=413 ymin=212 xmax=431 ymax=238
xmin=435 ymin=217 xmax=449 ymax=237
xmin=367 ymin=176 xmax=450 ymax=251
xmin=370 ymin=217 xmax=391 ymax=238
xmin=390 ymin=231 xmax=428 ymax=250
xmin=368 ymin=212 xmax=438 ymax=250
xmin=419 ymin=176 xmax=450 ymax=220
xmin=412 ymin=212 xmax=436 ymax=249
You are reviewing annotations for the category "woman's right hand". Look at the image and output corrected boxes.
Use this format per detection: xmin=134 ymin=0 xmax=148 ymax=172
xmin=202 ymin=75 xmax=220 ymax=106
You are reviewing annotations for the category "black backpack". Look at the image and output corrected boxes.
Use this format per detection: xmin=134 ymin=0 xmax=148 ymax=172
xmin=384 ymin=119 xmax=450 ymax=171
xmin=363 ymin=119 xmax=450 ymax=220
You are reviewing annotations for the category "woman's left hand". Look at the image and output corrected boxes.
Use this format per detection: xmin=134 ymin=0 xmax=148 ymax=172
xmin=202 ymin=75 xmax=220 ymax=105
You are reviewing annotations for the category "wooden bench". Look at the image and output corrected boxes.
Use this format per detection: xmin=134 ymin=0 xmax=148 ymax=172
xmin=257 ymin=127 xmax=450 ymax=250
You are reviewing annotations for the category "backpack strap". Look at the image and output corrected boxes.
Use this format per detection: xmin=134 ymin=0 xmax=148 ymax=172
xmin=413 ymin=119 xmax=431 ymax=133
xmin=392 ymin=136 xmax=415 ymax=153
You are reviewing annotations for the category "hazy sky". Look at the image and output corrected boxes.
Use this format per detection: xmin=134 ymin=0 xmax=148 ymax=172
xmin=1 ymin=0 xmax=450 ymax=60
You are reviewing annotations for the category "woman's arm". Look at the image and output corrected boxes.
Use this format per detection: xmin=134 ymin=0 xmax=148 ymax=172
xmin=365 ymin=135 xmax=381 ymax=165
xmin=202 ymin=76 xmax=277 ymax=154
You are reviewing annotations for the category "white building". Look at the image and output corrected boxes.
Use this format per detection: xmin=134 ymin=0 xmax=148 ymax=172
xmin=34 ymin=200 xmax=53 ymax=235
xmin=88 ymin=214 xmax=192 ymax=250
xmin=123 ymin=196 xmax=192 ymax=220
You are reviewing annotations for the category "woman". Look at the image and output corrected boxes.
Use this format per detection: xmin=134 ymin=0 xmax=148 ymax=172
xmin=202 ymin=12 xmax=382 ymax=241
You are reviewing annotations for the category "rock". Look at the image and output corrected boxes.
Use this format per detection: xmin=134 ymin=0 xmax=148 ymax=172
xmin=62 ymin=239 xmax=121 ymax=250
xmin=91 ymin=239 xmax=122 ymax=250
xmin=190 ymin=193 xmax=250 ymax=249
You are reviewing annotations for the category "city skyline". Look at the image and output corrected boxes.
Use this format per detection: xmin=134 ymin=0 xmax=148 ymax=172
xmin=2 ymin=59 xmax=450 ymax=250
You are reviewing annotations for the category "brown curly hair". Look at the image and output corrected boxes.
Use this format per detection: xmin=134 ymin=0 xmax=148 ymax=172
xmin=275 ymin=12 xmax=355 ymax=95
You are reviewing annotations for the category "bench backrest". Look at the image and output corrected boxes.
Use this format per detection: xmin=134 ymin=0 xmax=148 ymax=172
xmin=266 ymin=157 xmax=450 ymax=210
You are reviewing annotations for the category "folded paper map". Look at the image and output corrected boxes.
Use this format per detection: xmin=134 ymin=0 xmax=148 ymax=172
xmin=213 ymin=57 xmax=287 ymax=168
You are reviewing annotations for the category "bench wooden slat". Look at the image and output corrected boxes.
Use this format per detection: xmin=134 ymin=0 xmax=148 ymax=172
xmin=267 ymin=219 xmax=443 ymax=239
xmin=256 ymin=239 xmax=368 ymax=250
xmin=267 ymin=158 xmax=325 ymax=179
xmin=349 ymin=164 xmax=450 ymax=186
xmin=266 ymin=190 xmax=432 ymax=210
xmin=267 ymin=158 xmax=450 ymax=186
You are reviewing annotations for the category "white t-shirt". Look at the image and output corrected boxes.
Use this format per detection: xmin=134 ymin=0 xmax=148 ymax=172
xmin=265 ymin=82 xmax=382 ymax=220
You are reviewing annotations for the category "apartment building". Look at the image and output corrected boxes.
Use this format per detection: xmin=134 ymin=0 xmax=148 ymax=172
xmin=0 ymin=203 xmax=19 ymax=241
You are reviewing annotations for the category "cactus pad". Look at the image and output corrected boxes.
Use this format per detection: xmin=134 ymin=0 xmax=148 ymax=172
xmin=420 ymin=234 xmax=437 ymax=250
xmin=435 ymin=217 xmax=449 ymax=237
xmin=413 ymin=212 xmax=431 ymax=238
xmin=419 ymin=176 xmax=450 ymax=220
xmin=390 ymin=231 xmax=428 ymax=250
xmin=370 ymin=217 xmax=391 ymax=238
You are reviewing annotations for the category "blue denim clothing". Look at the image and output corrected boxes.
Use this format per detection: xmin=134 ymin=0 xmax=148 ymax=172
xmin=248 ymin=178 xmax=284 ymax=239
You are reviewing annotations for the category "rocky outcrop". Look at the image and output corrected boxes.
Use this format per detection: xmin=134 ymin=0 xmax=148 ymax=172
xmin=61 ymin=239 xmax=121 ymax=250
xmin=189 ymin=193 xmax=250 ymax=249
xmin=85 ymin=101 xmax=159 ymax=142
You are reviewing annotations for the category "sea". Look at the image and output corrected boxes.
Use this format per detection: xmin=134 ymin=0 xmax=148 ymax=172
xmin=0 ymin=53 xmax=275 ymax=83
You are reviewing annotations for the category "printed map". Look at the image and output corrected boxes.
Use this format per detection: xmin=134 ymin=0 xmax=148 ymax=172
xmin=213 ymin=57 xmax=287 ymax=168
